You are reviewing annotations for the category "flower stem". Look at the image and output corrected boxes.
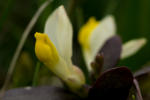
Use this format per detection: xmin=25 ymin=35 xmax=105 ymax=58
xmin=133 ymin=78 xmax=143 ymax=100
xmin=32 ymin=61 xmax=41 ymax=86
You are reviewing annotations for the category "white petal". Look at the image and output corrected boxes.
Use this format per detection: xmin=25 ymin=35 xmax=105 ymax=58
xmin=44 ymin=5 xmax=73 ymax=65
xmin=85 ymin=15 xmax=116 ymax=71
xmin=83 ymin=50 xmax=92 ymax=71
xmin=121 ymin=38 xmax=147 ymax=59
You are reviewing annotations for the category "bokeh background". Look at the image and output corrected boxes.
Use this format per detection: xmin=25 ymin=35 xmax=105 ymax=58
xmin=0 ymin=0 xmax=150 ymax=98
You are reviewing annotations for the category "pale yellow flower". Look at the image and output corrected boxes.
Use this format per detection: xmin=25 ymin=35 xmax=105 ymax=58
xmin=78 ymin=16 xmax=116 ymax=71
xmin=35 ymin=5 xmax=85 ymax=92
xmin=78 ymin=15 xmax=147 ymax=72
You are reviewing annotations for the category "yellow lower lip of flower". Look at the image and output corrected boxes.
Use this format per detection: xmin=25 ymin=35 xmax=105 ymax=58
xmin=35 ymin=32 xmax=59 ymax=66
xmin=34 ymin=31 xmax=86 ymax=94
xmin=78 ymin=17 xmax=99 ymax=50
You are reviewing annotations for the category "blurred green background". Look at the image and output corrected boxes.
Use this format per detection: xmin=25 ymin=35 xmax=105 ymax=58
xmin=0 ymin=0 xmax=150 ymax=91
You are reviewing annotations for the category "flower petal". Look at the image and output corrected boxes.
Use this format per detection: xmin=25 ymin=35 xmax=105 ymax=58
xmin=44 ymin=5 xmax=73 ymax=65
xmin=121 ymin=38 xmax=147 ymax=59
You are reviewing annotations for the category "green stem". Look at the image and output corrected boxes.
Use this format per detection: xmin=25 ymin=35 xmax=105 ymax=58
xmin=32 ymin=61 xmax=41 ymax=86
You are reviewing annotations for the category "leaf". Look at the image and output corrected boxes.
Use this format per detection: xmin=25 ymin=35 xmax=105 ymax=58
xmin=44 ymin=5 xmax=73 ymax=65
xmin=1 ymin=86 xmax=80 ymax=100
xmin=88 ymin=67 xmax=133 ymax=100
xmin=99 ymin=35 xmax=122 ymax=71
xmin=121 ymin=38 xmax=147 ymax=59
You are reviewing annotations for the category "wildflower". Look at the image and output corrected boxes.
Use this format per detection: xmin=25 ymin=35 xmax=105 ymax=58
xmin=78 ymin=16 xmax=147 ymax=71
xmin=34 ymin=5 xmax=85 ymax=92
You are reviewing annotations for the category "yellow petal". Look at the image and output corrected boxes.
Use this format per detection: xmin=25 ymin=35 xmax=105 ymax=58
xmin=78 ymin=17 xmax=99 ymax=49
xmin=35 ymin=32 xmax=71 ymax=79
xmin=35 ymin=32 xmax=59 ymax=66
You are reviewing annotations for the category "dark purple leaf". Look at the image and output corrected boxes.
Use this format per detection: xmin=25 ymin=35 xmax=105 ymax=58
xmin=99 ymin=35 xmax=122 ymax=71
xmin=88 ymin=67 xmax=133 ymax=100
xmin=1 ymin=86 xmax=80 ymax=100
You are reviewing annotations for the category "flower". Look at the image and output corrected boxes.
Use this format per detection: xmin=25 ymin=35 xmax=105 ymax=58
xmin=78 ymin=16 xmax=147 ymax=72
xmin=34 ymin=5 xmax=85 ymax=92
xmin=78 ymin=16 xmax=116 ymax=71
